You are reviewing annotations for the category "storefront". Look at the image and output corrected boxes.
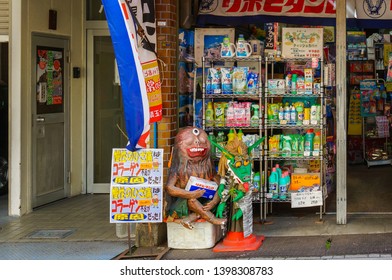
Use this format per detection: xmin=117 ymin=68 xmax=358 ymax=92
xmin=177 ymin=0 xmax=392 ymax=226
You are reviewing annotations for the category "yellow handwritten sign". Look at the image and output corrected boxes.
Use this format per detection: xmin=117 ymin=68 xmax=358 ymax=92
xmin=290 ymin=173 xmax=320 ymax=191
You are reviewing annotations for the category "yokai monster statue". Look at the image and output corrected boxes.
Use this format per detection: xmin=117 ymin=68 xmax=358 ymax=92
xmin=165 ymin=127 xmax=226 ymax=229
xmin=210 ymin=132 xmax=265 ymax=251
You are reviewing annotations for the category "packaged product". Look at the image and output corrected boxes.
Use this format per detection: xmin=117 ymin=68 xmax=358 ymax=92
xmin=207 ymin=68 xmax=221 ymax=94
xmin=214 ymin=102 xmax=226 ymax=127
xmin=232 ymin=67 xmax=248 ymax=94
xmin=221 ymin=67 xmax=233 ymax=94
xmin=247 ymin=71 xmax=259 ymax=94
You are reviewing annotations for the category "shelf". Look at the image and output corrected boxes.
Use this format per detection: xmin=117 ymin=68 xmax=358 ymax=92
xmin=204 ymin=56 xmax=263 ymax=63
xmin=365 ymin=158 xmax=392 ymax=167
xmin=265 ymin=90 xmax=322 ymax=97
xmin=265 ymin=122 xmax=323 ymax=129
xmin=264 ymin=154 xmax=323 ymax=160
xmin=204 ymin=93 xmax=260 ymax=99
xmin=205 ymin=126 xmax=261 ymax=130
xmin=265 ymin=57 xmax=317 ymax=63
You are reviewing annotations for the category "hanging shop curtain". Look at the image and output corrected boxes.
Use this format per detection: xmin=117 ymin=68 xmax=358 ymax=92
xmin=102 ymin=0 xmax=162 ymax=151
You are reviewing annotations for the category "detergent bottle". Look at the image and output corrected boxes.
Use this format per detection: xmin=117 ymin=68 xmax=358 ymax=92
xmin=253 ymin=172 xmax=261 ymax=192
xmin=269 ymin=167 xmax=279 ymax=199
xmin=227 ymin=128 xmax=235 ymax=143
xmin=279 ymin=171 xmax=290 ymax=200
xmin=275 ymin=164 xmax=282 ymax=180
xmin=251 ymin=104 xmax=260 ymax=127
xmin=304 ymin=129 xmax=315 ymax=156
xmin=313 ymin=131 xmax=321 ymax=156
xmin=237 ymin=129 xmax=244 ymax=141
xmin=205 ymin=102 xmax=214 ymax=127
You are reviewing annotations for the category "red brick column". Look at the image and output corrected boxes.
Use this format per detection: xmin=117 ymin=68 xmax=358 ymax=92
xmin=155 ymin=0 xmax=177 ymax=180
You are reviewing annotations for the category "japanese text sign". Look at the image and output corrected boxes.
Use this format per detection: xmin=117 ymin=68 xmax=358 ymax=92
xmin=282 ymin=28 xmax=323 ymax=59
xmin=110 ymin=148 xmax=163 ymax=223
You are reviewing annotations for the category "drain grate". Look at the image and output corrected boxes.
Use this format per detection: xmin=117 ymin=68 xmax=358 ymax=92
xmin=25 ymin=229 xmax=76 ymax=239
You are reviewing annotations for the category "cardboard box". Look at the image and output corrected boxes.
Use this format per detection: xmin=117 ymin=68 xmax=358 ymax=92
xmin=185 ymin=176 xmax=218 ymax=200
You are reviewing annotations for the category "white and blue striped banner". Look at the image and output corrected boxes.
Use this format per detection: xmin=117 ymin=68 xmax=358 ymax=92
xmin=102 ymin=0 xmax=162 ymax=151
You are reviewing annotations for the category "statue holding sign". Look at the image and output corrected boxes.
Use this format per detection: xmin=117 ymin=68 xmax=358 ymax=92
xmin=165 ymin=127 xmax=226 ymax=229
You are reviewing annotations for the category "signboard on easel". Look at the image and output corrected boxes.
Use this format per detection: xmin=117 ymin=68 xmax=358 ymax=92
xmin=110 ymin=148 xmax=163 ymax=223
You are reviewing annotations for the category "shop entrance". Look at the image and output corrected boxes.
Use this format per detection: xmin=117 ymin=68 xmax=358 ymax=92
xmin=342 ymin=29 xmax=392 ymax=214
xmin=31 ymin=35 xmax=70 ymax=208
xmin=86 ymin=30 xmax=127 ymax=194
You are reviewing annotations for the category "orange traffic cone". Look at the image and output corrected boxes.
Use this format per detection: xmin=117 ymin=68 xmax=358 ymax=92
xmin=213 ymin=231 xmax=264 ymax=252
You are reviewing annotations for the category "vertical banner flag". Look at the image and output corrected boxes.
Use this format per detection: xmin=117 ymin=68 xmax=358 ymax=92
xmin=102 ymin=0 xmax=162 ymax=151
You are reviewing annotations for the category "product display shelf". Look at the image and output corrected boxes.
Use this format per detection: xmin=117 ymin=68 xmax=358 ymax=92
xmin=362 ymin=117 xmax=392 ymax=168
xmin=201 ymin=55 xmax=264 ymax=206
xmin=261 ymin=57 xmax=327 ymax=222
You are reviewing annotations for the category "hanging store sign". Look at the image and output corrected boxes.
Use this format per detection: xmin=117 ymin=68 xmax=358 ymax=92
xmin=199 ymin=0 xmax=356 ymax=18
xmin=110 ymin=148 xmax=163 ymax=223
xmin=355 ymin=0 xmax=392 ymax=20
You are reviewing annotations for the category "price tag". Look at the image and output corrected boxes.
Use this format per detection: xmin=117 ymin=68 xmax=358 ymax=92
xmin=291 ymin=191 xmax=323 ymax=208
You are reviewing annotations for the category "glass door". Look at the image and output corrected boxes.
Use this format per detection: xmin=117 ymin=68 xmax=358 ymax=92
xmin=87 ymin=30 xmax=126 ymax=193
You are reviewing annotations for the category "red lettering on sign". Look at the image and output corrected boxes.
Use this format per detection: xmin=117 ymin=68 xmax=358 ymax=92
xmin=264 ymin=0 xmax=285 ymax=13
xmin=285 ymin=0 xmax=305 ymax=13
xmin=304 ymin=0 xmax=325 ymax=14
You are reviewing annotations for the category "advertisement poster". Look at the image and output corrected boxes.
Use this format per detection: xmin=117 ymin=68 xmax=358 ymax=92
xmin=36 ymin=47 xmax=64 ymax=106
xmin=110 ymin=148 xmax=163 ymax=223
xmin=282 ymin=28 xmax=323 ymax=59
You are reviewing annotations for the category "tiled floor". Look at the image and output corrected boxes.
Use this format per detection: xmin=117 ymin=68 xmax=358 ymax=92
xmin=0 ymin=194 xmax=122 ymax=242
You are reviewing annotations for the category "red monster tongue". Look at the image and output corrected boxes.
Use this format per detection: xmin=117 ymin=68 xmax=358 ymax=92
xmin=187 ymin=147 xmax=207 ymax=158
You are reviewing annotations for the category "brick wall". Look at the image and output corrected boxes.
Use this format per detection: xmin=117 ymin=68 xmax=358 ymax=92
xmin=155 ymin=0 xmax=177 ymax=179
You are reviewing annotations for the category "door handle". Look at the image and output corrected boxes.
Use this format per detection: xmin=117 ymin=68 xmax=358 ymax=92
xmin=36 ymin=116 xmax=45 ymax=122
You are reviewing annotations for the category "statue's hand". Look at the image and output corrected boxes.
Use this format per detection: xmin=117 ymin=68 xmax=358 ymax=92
xmin=232 ymin=209 xmax=243 ymax=220
xmin=232 ymin=190 xmax=244 ymax=202
xmin=216 ymin=202 xmax=226 ymax=218
xmin=190 ymin=189 xmax=205 ymax=199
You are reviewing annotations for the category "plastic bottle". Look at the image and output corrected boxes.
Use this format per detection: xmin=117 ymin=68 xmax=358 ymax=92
xmin=313 ymin=131 xmax=321 ymax=156
xmin=269 ymin=167 xmax=279 ymax=199
xmin=253 ymin=172 xmax=261 ymax=192
xmin=304 ymin=106 xmax=311 ymax=124
xmin=227 ymin=128 xmax=235 ymax=143
xmin=291 ymin=74 xmax=297 ymax=94
xmin=296 ymin=104 xmax=304 ymax=125
xmin=216 ymin=131 xmax=226 ymax=158
xmin=310 ymin=105 xmax=318 ymax=124
xmin=278 ymin=106 xmax=284 ymax=123
xmin=304 ymin=129 xmax=315 ymax=156
xmin=205 ymin=102 xmax=214 ymax=127
xmin=275 ymin=164 xmax=282 ymax=181
xmin=279 ymin=171 xmax=290 ymax=200
xmin=290 ymin=105 xmax=297 ymax=124
xmin=236 ymin=34 xmax=248 ymax=57
xmin=251 ymin=104 xmax=260 ymax=127
xmin=237 ymin=129 xmax=244 ymax=141
xmin=284 ymin=103 xmax=290 ymax=122
xmin=208 ymin=132 xmax=216 ymax=158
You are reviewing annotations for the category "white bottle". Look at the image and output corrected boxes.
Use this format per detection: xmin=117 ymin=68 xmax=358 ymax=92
xmin=310 ymin=105 xmax=318 ymax=124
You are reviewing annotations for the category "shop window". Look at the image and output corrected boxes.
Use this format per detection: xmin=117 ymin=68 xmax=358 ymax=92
xmin=86 ymin=0 xmax=107 ymax=21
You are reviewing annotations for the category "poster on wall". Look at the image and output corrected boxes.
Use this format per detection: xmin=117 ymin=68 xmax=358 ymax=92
xmin=36 ymin=47 xmax=64 ymax=107
xmin=110 ymin=148 xmax=163 ymax=223
xmin=282 ymin=28 xmax=323 ymax=59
